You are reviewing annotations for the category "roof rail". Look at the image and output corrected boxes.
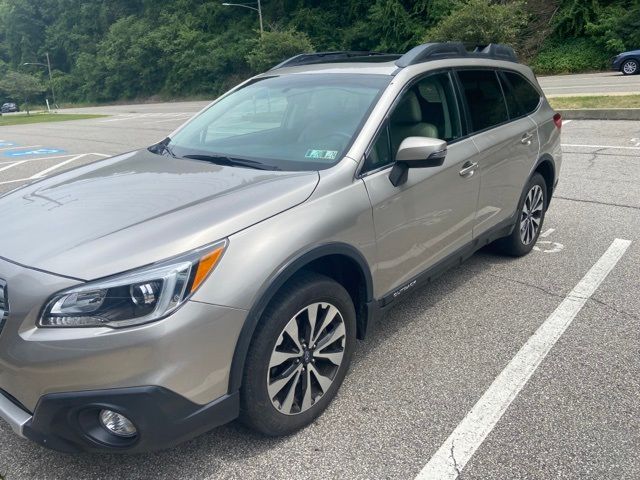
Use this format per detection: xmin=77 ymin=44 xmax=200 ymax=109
xmin=474 ymin=44 xmax=518 ymax=61
xmin=395 ymin=42 xmax=518 ymax=67
xmin=270 ymin=51 xmax=401 ymax=70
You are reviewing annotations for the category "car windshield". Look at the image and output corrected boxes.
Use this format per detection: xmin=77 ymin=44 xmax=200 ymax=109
xmin=168 ymin=74 xmax=391 ymax=171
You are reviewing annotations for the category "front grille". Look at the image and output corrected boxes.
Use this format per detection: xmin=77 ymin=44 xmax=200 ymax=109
xmin=0 ymin=280 xmax=7 ymax=333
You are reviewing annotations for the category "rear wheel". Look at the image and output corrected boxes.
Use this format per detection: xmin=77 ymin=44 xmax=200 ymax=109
xmin=622 ymin=59 xmax=639 ymax=75
xmin=493 ymin=173 xmax=547 ymax=256
xmin=240 ymin=272 xmax=356 ymax=436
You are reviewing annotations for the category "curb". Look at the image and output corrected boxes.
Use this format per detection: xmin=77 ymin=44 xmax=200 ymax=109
xmin=558 ymin=108 xmax=640 ymax=121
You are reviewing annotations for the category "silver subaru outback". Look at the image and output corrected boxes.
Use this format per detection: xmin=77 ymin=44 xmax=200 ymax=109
xmin=0 ymin=43 xmax=561 ymax=453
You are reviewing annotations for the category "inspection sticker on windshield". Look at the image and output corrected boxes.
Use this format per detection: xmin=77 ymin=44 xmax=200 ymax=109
xmin=305 ymin=149 xmax=338 ymax=160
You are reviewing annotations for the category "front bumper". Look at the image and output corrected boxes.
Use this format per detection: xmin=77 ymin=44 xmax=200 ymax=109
xmin=0 ymin=389 xmax=31 ymax=436
xmin=612 ymin=58 xmax=623 ymax=70
xmin=0 ymin=257 xmax=248 ymax=451
xmin=1 ymin=386 xmax=239 ymax=453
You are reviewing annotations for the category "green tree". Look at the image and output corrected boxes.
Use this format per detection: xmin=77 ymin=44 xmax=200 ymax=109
xmin=0 ymin=0 xmax=633 ymax=100
xmin=586 ymin=2 xmax=640 ymax=53
xmin=246 ymin=28 xmax=314 ymax=72
xmin=0 ymin=70 xmax=45 ymax=114
xmin=425 ymin=0 xmax=528 ymax=46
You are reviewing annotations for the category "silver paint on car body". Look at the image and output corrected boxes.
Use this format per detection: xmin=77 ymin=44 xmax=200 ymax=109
xmin=0 ymin=149 xmax=319 ymax=280
xmin=0 ymin=56 xmax=561 ymax=433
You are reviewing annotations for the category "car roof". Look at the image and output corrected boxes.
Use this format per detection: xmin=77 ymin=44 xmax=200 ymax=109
xmin=258 ymin=57 xmax=535 ymax=80
xmin=256 ymin=61 xmax=400 ymax=77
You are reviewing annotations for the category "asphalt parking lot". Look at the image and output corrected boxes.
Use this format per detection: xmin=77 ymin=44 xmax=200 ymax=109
xmin=0 ymin=105 xmax=639 ymax=478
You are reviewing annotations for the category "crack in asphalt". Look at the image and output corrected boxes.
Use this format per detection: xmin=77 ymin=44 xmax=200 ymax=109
xmin=487 ymin=273 xmax=640 ymax=321
xmin=565 ymin=150 xmax=640 ymax=158
xmin=554 ymin=195 xmax=640 ymax=211
xmin=450 ymin=441 xmax=463 ymax=478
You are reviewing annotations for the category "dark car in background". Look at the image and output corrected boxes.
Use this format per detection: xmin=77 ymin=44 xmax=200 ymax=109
xmin=1 ymin=102 xmax=19 ymax=113
xmin=613 ymin=49 xmax=640 ymax=75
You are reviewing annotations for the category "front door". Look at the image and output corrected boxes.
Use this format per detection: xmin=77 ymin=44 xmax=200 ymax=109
xmin=361 ymin=71 xmax=481 ymax=299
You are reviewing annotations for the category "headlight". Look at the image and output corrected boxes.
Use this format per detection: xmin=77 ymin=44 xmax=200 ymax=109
xmin=39 ymin=240 xmax=227 ymax=328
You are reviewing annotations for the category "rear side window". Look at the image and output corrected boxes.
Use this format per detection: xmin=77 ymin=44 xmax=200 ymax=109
xmin=502 ymin=71 xmax=541 ymax=115
xmin=457 ymin=70 xmax=508 ymax=132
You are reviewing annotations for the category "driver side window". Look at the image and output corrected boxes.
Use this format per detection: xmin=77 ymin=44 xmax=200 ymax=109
xmin=363 ymin=71 xmax=461 ymax=174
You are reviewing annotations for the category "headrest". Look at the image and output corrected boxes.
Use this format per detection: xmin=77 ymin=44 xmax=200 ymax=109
xmin=392 ymin=91 xmax=422 ymax=124
xmin=417 ymin=80 xmax=441 ymax=102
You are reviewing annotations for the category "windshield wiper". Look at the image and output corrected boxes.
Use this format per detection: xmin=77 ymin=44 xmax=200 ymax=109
xmin=182 ymin=154 xmax=280 ymax=171
xmin=148 ymin=137 xmax=177 ymax=158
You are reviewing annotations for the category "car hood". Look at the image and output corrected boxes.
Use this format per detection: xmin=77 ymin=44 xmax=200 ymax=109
xmin=0 ymin=149 xmax=319 ymax=280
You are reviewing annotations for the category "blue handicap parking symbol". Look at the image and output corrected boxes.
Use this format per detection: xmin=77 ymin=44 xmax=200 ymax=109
xmin=4 ymin=148 xmax=66 ymax=157
xmin=0 ymin=142 xmax=15 ymax=147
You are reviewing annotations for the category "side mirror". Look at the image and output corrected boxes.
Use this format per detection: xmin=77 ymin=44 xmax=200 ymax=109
xmin=389 ymin=137 xmax=447 ymax=187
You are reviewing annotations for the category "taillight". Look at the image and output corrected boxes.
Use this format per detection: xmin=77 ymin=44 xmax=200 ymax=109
xmin=553 ymin=113 xmax=562 ymax=130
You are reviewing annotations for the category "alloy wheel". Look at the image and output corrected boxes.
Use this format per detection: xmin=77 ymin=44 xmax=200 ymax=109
xmin=267 ymin=302 xmax=346 ymax=415
xmin=623 ymin=60 xmax=638 ymax=75
xmin=520 ymin=184 xmax=544 ymax=245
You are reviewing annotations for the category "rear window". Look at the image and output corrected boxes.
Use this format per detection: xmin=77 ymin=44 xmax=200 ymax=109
xmin=457 ymin=70 xmax=508 ymax=132
xmin=502 ymin=71 xmax=541 ymax=115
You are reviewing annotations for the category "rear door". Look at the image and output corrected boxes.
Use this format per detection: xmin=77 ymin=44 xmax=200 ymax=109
xmin=455 ymin=69 xmax=540 ymax=237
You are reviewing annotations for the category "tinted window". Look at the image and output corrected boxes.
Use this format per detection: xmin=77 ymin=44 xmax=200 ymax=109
xmin=499 ymin=73 xmax=526 ymax=119
xmin=457 ymin=70 xmax=508 ymax=132
xmin=502 ymin=72 xmax=541 ymax=115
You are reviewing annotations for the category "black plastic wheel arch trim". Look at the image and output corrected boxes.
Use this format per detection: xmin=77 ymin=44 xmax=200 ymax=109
xmin=227 ymin=242 xmax=374 ymax=393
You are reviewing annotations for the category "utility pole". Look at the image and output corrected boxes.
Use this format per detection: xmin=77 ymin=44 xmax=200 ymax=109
xmin=45 ymin=52 xmax=57 ymax=108
xmin=257 ymin=0 xmax=263 ymax=37
xmin=222 ymin=1 xmax=264 ymax=37
xmin=23 ymin=54 xmax=58 ymax=110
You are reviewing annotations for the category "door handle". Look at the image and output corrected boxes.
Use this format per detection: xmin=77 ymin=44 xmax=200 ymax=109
xmin=459 ymin=161 xmax=478 ymax=178
xmin=521 ymin=132 xmax=534 ymax=145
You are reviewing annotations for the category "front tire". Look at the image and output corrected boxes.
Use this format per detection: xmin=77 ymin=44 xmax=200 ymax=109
xmin=493 ymin=173 xmax=547 ymax=257
xmin=622 ymin=59 xmax=639 ymax=75
xmin=240 ymin=272 xmax=356 ymax=436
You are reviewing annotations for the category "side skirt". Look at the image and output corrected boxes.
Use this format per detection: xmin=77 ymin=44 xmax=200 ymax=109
xmin=373 ymin=215 xmax=516 ymax=316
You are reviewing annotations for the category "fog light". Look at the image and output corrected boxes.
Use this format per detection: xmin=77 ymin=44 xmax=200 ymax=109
xmin=99 ymin=410 xmax=137 ymax=438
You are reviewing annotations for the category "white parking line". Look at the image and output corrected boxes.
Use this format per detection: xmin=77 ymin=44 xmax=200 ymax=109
xmin=0 ymin=153 xmax=107 ymax=185
xmin=0 ymin=154 xmax=75 ymax=165
xmin=99 ymin=113 xmax=193 ymax=123
xmin=415 ymin=238 xmax=632 ymax=480
xmin=0 ymin=145 xmax=41 ymax=152
xmin=148 ymin=116 xmax=193 ymax=125
xmin=99 ymin=115 xmax=143 ymax=123
xmin=0 ymin=177 xmax=37 ymax=186
xmin=0 ymin=160 xmax=27 ymax=173
xmin=563 ymin=120 xmax=573 ymax=125
xmin=30 ymin=154 xmax=87 ymax=179
xmin=539 ymin=228 xmax=555 ymax=238
xmin=562 ymin=144 xmax=640 ymax=150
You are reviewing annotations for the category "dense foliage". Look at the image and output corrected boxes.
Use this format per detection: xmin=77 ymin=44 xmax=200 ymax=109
xmin=0 ymin=0 xmax=638 ymax=104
